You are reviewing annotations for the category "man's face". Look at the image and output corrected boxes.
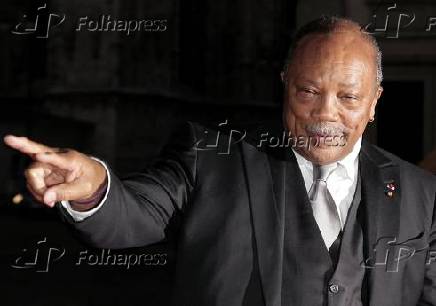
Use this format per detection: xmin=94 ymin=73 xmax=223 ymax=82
xmin=282 ymin=31 xmax=382 ymax=165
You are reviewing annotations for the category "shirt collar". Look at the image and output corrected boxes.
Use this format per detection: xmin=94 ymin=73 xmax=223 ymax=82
xmin=292 ymin=137 xmax=361 ymax=180
xmin=337 ymin=137 xmax=361 ymax=180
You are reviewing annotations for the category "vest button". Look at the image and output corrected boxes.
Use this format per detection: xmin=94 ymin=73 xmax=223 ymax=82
xmin=329 ymin=284 xmax=339 ymax=294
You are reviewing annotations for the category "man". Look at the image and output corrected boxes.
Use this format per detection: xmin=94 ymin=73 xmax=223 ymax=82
xmin=4 ymin=17 xmax=436 ymax=306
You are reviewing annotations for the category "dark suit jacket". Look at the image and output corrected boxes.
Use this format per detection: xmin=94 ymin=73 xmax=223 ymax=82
xmin=60 ymin=122 xmax=436 ymax=306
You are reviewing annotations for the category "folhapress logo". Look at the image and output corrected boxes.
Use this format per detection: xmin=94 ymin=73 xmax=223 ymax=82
xmin=76 ymin=15 xmax=167 ymax=35
xmin=364 ymin=2 xmax=436 ymax=38
xmin=11 ymin=237 xmax=66 ymax=272
xmin=12 ymin=3 xmax=167 ymax=38
xmin=11 ymin=3 xmax=65 ymax=39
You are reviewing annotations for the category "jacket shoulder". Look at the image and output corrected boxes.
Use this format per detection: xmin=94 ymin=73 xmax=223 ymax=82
xmin=369 ymin=144 xmax=436 ymax=187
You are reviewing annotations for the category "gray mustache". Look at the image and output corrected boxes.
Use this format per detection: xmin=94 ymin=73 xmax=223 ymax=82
xmin=305 ymin=122 xmax=347 ymax=136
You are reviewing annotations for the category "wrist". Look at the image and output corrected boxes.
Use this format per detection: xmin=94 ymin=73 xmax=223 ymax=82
xmin=70 ymin=175 xmax=108 ymax=210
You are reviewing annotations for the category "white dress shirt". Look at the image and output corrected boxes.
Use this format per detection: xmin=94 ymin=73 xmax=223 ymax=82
xmin=292 ymin=138 xmax=361 ymax=229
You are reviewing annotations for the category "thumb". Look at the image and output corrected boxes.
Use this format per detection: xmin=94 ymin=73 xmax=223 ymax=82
xmin=43 ymin=180 xmax=91 ymax=207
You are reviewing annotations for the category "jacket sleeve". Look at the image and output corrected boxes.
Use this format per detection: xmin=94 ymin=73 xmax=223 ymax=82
xmin=57 ymin=121 xmax=198 ymax=249
xmin=418 ymin=186 xmax=436 ymax=305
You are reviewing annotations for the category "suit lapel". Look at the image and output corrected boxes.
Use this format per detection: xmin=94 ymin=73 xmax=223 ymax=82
xmin=359 ymin=141 xmax=401 ymax=306
xmin=240 ymin=141 xmax=285 ymax=306
xmin=240 ymin=135 xmax=333 ymax=306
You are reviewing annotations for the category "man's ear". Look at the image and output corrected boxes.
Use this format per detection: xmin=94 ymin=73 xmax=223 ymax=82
xmin=370 ymin=86 xmax=383 ymax=119
xmin=376 ymin=85 xmax=383 ymax=100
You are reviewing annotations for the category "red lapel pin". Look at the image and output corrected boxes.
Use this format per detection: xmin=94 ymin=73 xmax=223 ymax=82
xmin=384 ymin=182 xmax=396 ymax=198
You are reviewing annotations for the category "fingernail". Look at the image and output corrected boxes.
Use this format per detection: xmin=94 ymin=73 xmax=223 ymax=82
xmin=44 ymin=191 xmax=56 ymax=204
xmin=3 ymin=135 xmax=12 ymax=143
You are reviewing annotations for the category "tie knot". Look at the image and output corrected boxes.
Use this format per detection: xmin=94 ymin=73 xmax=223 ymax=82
xmin=313 ymin=163 xmax=337 ymax=181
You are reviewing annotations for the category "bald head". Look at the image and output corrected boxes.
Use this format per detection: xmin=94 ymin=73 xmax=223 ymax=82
xmin=283 ymin=16 xmax=383 ymax=86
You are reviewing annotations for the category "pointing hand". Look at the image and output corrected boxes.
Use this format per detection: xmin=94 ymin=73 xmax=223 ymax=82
xmin=4 ymin=135 xmax=107 ymax=208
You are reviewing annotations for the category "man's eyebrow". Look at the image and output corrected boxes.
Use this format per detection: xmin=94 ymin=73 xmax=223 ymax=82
xmin=295 ymin=78 xmax=320 ymax=86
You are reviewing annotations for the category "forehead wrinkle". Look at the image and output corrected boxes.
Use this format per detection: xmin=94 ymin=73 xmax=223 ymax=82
xmin=329 ymin=61 xmax=368 ymax=84
xmin=294 ymin=62 xmax=367 ymax=86
xmin=293 ymin=31 xmax=376 ymax=64
xmin=290 ymin=33 xmax=375 ymax=88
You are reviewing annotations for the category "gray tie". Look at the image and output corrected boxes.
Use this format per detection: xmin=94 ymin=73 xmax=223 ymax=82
xmin=309 ymin=163 xmax=341 ymax=249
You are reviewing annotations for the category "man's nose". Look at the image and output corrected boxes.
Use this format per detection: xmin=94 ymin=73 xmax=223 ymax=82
xmin=312 ymin=93 xmax=339 ymax=121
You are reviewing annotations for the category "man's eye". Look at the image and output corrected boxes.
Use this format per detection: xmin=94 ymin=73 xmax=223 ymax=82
xmin=299 ymin=88 xmax=317 ymax=95
xmin=340 ymin=95 xmax=358 ymax=100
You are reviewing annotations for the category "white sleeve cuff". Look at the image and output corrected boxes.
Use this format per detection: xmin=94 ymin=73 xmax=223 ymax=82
xmin=60 ymin=157 xmax=111 ymax=222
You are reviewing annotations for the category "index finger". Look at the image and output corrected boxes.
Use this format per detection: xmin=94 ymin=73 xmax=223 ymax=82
xmin=3 ymin=135 xmax=56 ymax=156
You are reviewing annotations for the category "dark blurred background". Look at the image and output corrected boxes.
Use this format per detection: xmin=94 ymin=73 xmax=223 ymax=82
xmin=0 ymin=0 xmax=435 ymax=305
